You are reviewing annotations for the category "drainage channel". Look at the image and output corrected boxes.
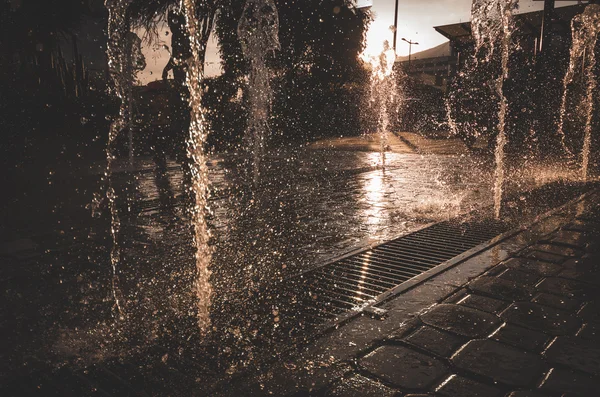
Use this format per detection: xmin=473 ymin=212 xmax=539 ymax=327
xmin=276 ymin=217 xmax=510 ymax=336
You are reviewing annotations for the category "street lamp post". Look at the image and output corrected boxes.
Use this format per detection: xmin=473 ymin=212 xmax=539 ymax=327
xmin=393 ymin=0 xmax=400 ymax=52
xmin=402 ymin=37 xmax=419 ymax=70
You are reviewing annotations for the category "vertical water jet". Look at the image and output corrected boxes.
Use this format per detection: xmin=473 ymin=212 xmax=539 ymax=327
xmin=104 ymin=0 xmax=133 ymax=316
xmin=237 ymin=0 xmax=280 ymax=182
xmin=182 ymin=0 xmax=214 ymax=334
xmin=470 ymin=0 xmax=518 ymax=219
xmin=363 ymin=41 xmax=397 ymax=168
xmin=557 ymin=5 xmax=600 ymax=181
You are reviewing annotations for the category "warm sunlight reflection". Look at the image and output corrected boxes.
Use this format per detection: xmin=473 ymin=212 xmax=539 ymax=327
xmin=363 ymin=19 xmax=395 ymax=59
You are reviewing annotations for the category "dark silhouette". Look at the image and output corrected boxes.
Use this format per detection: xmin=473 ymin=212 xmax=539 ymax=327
xmin=216 ymin=0 xmax=373 ymax=143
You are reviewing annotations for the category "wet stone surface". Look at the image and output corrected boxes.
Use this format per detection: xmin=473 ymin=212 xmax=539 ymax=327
xmin=501 ymin=257 xmax=562 ymax=276
xmin=547 ymin=230 xmax=592 ymax=248
xmin=456 ymin=293 xmax=508 ymax=314
xmin=579 ymin=301 xmax=600 ymax=324
xmin=404 ymin=326 xmax=465 ymax=358
xmin=497 ymin=268 xmax=542 ymax=286
xmin=578 ymin=322 xmax=600 ymax=341
xmin=359 ymin=345 xmax=448 ymax=390
xmin=528 ymin=243 xmax=583 ymax=258
xmin=452 ymin=339 xmax=546 ymax=387
xmin=538 ymin=367 xmax=600 ymax=396
xmin=435 ymin=374 xmax=504 ymax=397
xmin=419 ymin=304 xmax=501 ymax=338
xmin=536 ymin=277 xmax=592 ymax=299
xmin=490 ymin=323 xmax=550 ymax=352
xmin=558 ymin=257 xmax=600 ymax=285
xmin=520 ymin=249 xmax=566 ymax=264
xmin=531 ymin=292 xmax=582 ymax=312
xmin=325 ymin=374 xmax=396 ymax=397
xmin=7 ymin=159 xmax=600 ymax=397
xmin=544 ymin=336 xmax=600 ymax=376
xmin=467 ymin=276 xmax=532 ymax=301
xmin=507 ymin=392 xmax=547 ymax=397
xmin=501 ymin=302 xmax=581 ymax=336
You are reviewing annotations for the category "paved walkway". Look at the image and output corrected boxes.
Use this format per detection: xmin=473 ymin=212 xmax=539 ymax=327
xmin=219 ymin=190 xmax=600 ymax=397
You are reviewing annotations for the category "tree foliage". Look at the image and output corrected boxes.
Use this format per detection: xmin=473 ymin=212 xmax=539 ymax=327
xmin=216 ymin=0 xmax=372 ymax=143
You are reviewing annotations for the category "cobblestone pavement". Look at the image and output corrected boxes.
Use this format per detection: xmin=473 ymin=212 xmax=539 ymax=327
xmin=223 ymin=191 xmax=600 ymax=397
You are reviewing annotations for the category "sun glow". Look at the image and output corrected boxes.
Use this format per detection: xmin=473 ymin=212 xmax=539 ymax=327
xmin=363 ymin=19 xmax=395 ymax=59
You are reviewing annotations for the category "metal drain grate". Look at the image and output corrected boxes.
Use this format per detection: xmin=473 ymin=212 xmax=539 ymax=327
xmin=280 ymin=218 xmax=509 ymax=332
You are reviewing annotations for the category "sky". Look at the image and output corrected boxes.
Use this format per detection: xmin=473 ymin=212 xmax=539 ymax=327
xmin=137 ymin=0 xmax=558 ymax=85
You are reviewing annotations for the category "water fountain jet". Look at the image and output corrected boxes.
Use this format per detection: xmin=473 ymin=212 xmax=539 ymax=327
xmin=556 ymin=4 xmax=600 ymax=181
xmin=362 ymin=40 xmax=397 ymax=168
xmin=104 ymin=0 xmax=134 ymax=316
xmin=237 ymin=0 xmax=280 ymax=183
xmin=470 ymin=0 xmax=518 ymax=219
xmin=182 ymin=0 xmax=214 ymax=334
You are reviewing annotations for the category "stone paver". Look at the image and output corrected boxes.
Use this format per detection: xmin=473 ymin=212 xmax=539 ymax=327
xmin=360 ymin=345 xmax=448 ymax=390
xmin=325 ymin=374 xmax=396 ymax=397
xmin=419 ymin=304 xmax=501 ymax=338
xmin=502 ymin=257 xmax=562 ymax=276
xmin=404 ymin=326 xmax=465 ymax=358
xmin=536 ymin=277 xmax=592 ymax=299
xmin=457 ymin=293 xmax=509 ymax=313
xmin=467 ymin=276 xmax=532 ymax=301
xmin=507 ymin=392 xmax=546 ymax=397
xmin=490 ymin=323 xmax=550 ymax=352
xmin=577 ymin=322 xmax=599 ymax=340
xmin=531 ymin=292 xmax=582 ymax=311
xmin=452 ymin=339 xmax=546 ymax=387
xmin=559 ymin=264 xmax=600 ymax=286
xmin=563 ymin=220 xmax=600 ymax=234
xmin=544 ymin=336 xmax=600 ymax=376
xmin=538 ymin=367 xmax=600 ymax=396
xmin=435 ymin=375 xmax=503 ymax=397
xmin=579 ymin=301 xmax=600 ymax=324
xmin=501 ymin=302 xmax=581 ymax=335
xmin=548 ymin=230 xmax=593 ymax=248
xmin=497 ymin=268 xmax=542 ymax=286
xmin=521 ymin=249 xmax=567 ymax=264
xmin=527 ymin=243 xmax=583 ymax=257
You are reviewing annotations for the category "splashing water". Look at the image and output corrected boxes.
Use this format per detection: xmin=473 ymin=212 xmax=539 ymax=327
xmin=470 ymin=0 xmax=518 ymax=218
xmin=445 ymin=100 xmax=459 ymax=138
xmin=237 ymin=0 xmax=280 ymax=182
xmin=557 ymin=4 xmax=600 ymax=181
xmin=104 ymin=0 xmax=133 ymax=316
xmin=471 ymin=0 xmax=513 ymax=61
xmin=182 ymin=0 xmax=213 ymax=334
xmin=362 ymin=41 xmax=397 ymax=167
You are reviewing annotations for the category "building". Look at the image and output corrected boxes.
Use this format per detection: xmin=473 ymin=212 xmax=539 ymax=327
xmin=396 ymin=3 xmax=591 ymax=94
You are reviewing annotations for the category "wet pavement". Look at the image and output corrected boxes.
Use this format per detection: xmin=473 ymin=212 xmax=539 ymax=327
xmin=223 ymin=189 xmax=600 ymax=397
xmin=1 ymin=145 xmax=598 ymax=395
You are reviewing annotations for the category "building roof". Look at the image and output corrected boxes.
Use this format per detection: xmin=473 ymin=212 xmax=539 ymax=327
xmin=397 ymin=42 xmax=450 ymax=62
xmin=434 ymin=3 xmax=588 ymax=44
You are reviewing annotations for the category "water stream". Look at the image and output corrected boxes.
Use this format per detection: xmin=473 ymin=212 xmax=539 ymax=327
xmin=237 ymin=0 xmax=280 ymax=182
xmin=557 ymin=4 xmax=600 ymax=181
xmin=470 ymin=0 xmax=518 ymax=218
xmin=363 ymin=41 xmax=397 ymax=168
xmin=182 ymin=0 xmax=214 ymax=334
xmin=104 ymin=0 xmax=133 ymax=316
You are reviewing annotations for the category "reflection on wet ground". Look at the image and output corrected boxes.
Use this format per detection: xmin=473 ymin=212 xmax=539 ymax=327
xmin=2 ymin=147 xmax=593 ymax=388
xmin=117 ymin=150 xmax=493 ymax=306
